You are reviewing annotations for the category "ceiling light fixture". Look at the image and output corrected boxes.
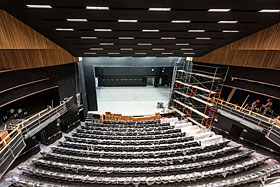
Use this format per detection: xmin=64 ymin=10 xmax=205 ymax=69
xmin=142 ymin=29 xmax=159 ymax=32
xmin=120 ymin=48 xmax=133 ymax=50
xmin=222 ymin=30 xmax=239 ymax=33
xmin=171 ymin=20 xmax=191 ymax=23
xmin=67 ymin=19 xmax=87 ymax=22
xmin=218 ymin=20 xmax=238 ymax=24
xmin=161 ymin=37 xmax=176 ymax=39
xmin=86 ymin=6 xmax=109 ymax=10
xmin=81 ymin=37 xmax=97 ymax=39
xmin=55 ymin=28 xmax=74 ymax=31
xmin=118 ymin=20 xmax=138 ymax=23
xmin=94 ymin=29 xmax=112 ymax=32
xmin=208 ymin=9 xmax=231 ymax=12
xmin=152 ymin=48 xmax=165 ymax=50
xmin=149 ymin=8 xmax=171 ymax=11
xmin=162 ymin=52 xmax=173 ymax=54
xmin=26 ymin=5 xmax=52 ymax=8
xmin=108 ymin=52 xmax=120 ymax=54
xmin=259 ymin=9 xmax=280 ymax=13
xmin=188 ymin=30 xmax=205 ymax=32
xmin=100 ymin=43 xmax=114 ymax=45
xmin=176 ymin=43 xmax=189 ymax=45
xmin=90 ymin=48 xmax=103 ymax=50
xmin=196 ymin=37 xmax=211 ymax=40
xmin=181 ymin=48 xmax=193 ymax=50
xmin=184 ymin=52 xmax=195 ymax=54
xmin=135 ymin=53 xmax=147 ymax=54
xmin=119 ymin=37 xmax=134 ymax=39
xmin=84 ymin=52 xmax=96 ymax=54
xmin=138 ymin=43 xmax=152 ymax=45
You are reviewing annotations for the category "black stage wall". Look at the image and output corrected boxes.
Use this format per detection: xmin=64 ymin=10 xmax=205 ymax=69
xmin=80 ymin=57 xmax=179 ymax=111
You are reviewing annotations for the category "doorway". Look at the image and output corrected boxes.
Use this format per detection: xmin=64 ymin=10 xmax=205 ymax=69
xmin=146 ymin=77 xmax=155 ymax=87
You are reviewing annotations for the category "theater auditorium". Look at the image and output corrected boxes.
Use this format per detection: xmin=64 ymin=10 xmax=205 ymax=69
xmin=0 ymin=1 xmax=280 ymax=186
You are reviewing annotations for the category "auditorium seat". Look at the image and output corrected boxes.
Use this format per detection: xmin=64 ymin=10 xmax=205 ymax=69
xmin=7 ymin=117 xmax=280 ymax=186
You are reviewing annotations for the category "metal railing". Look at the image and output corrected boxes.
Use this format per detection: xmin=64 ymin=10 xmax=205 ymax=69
xmin=0 ymin=127 xmax=26 ymax=178
xmin=0 ymin=98 xmax=71 ymax=179
xmin=216 ymin=99 xmax=280 ymax=147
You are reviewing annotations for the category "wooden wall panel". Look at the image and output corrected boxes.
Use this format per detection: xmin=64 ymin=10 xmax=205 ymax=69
xmin=193 ymin=22 xmax=280 ymax=70
xmin=0 ymin=10 xmax=78 ymax=71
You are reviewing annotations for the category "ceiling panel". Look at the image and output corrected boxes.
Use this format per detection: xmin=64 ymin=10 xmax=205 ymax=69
xmin=1 ymin=0 xmax=280 ymax=57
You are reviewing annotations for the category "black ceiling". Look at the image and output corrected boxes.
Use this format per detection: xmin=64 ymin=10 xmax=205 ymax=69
xmin=1 ymin=0 xmax=280 ymax=57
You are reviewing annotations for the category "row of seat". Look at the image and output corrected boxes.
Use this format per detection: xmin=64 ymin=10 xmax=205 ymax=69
xmin=82 ymin=124 xmax=174 ymax=131
xmin=10 ymin=165 xmax=280 ymax=187
xmin=103 ymin=120 xmax=160 ymax=124
xmin=51 ymin=140 xmax=230 ymax=158
xmin=43 ymin=146 xmax=245 ymax=166
xmin=86 ymin=122 xmax=170 ymax=128
xmin=58 ymin=140 xmax=200 ymax=151
xmin=74 ymin=130 xmax=186 ymax=140
xmin=34 ymin=149 xmax=256 ymax=174
xmin=64 ymin=135 xmax=194 ymax=146
xmin=76 ymin=127 xmax=181 ymax=136
xmin=18 ymin=158 xmax=270 ymax=185
xmin=199 ymin=165 xmax=280 ymax=187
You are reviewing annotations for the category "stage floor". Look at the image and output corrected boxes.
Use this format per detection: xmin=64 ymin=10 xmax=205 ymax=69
xmin=93 ymin=86 xmax=171 ymax=116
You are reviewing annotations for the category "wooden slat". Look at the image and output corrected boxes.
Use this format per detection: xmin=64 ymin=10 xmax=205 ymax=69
xmin=187 ymin=117 xmax=205 ymax=128
xmin=190 ymin=72 xmax=222 ymax=80
xmin=177 ymin=70 xmax=222 ymax=80
xmin=175 ymin=80 xmax=216 ymax=94
xmin=173 ymin=90 xmax=214 ymax=106
xmin=0 ymin=10 xmax=78 ymax=71
xmin=173 ymin=99 xmax=210 ymax=118
xmin=170 ymin=107 xmax=186 ymax=117
xmin=193 ymin=22 xmax=280 ymax=70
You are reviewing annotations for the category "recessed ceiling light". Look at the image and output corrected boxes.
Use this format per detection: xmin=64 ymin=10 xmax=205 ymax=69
xmin=188 ymin=30 xmax=205 ymax=32
xmin=218 ymin=20 xmax=238 ymax=24
xmin=100 ymin=43 xmax=114 ymax=45
xmin=222 ymin=30 xmax=239 ymax=33
xmin=90 ymin=48 xmax=103 ymax=50
xmin=135 ymin=53 xmax=147 ymax=54
xmin=86 ymin=6 xmax=109 ymax=10
xmin=183 ymin=52 xmax=195 ymax=54
xmin=84 ymin=52 xmax=96 ymax=54
xmin=142 ymin=29 xmax=159 ymax=32
xmin=196 ymin=37 xmax=211 ymax=40
xmin=171 ymin=20 xmax=191 ymax=23
xmin=208 ymin=9 xmax=231 ymax=12
xmin=118 ymin=20 xmax=138 ymax=23
xmin=138 ymin=43 xmax=152 ymax=45
xmin=259 ymin=9 xmax=280 ymax=13
xmin=108 ymin=52 xmax=120 ymax=55
xmin=67 ymin=19 xmax=87 ymax=22
xmin=81 ymin=37 xmax=97 ymax=39
xmin=161 ymin=37 xmax=176 ymax=40
xmin=26 ymin=4 xmax=52 ymax=8
xmin=149 ymin=8 xmax=171 ymax=11
xmin=162 ymin=52 xmax=173 ymax=54
xmin=152 ymin=48 xmax=165 ymax=50
xmin=120 ymin=48 xmax=133 ymax=50
xmin=181 ymin=48 xmax=193 ymax=50
xmin=55 ymin=28 xmax=74 ymax=31
xmin=94 ymin=29 xmax=112 ymax=32
xmin=119 ymin=37 xmax=134 ymax=39
xmin=176 ymin=43 xmax=189 ymax=46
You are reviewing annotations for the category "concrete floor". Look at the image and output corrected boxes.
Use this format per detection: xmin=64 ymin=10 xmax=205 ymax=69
xmin=94 ymin=86 xmax=171 ymax=115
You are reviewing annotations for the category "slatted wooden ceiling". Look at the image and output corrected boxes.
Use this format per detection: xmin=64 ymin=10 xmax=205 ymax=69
xmin=193 ymin=22 xmax=280 ymax=69
xmin=1 ymin=0 xmax=280 ymax=57
xmin=0 ymin=10 xmax=78 ymax=71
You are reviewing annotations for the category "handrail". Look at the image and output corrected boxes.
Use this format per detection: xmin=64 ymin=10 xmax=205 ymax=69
xmin=0 ymin=127 xmax=20 ymax=150
xmin=217 ymin=99 xmax=273 ymax=123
